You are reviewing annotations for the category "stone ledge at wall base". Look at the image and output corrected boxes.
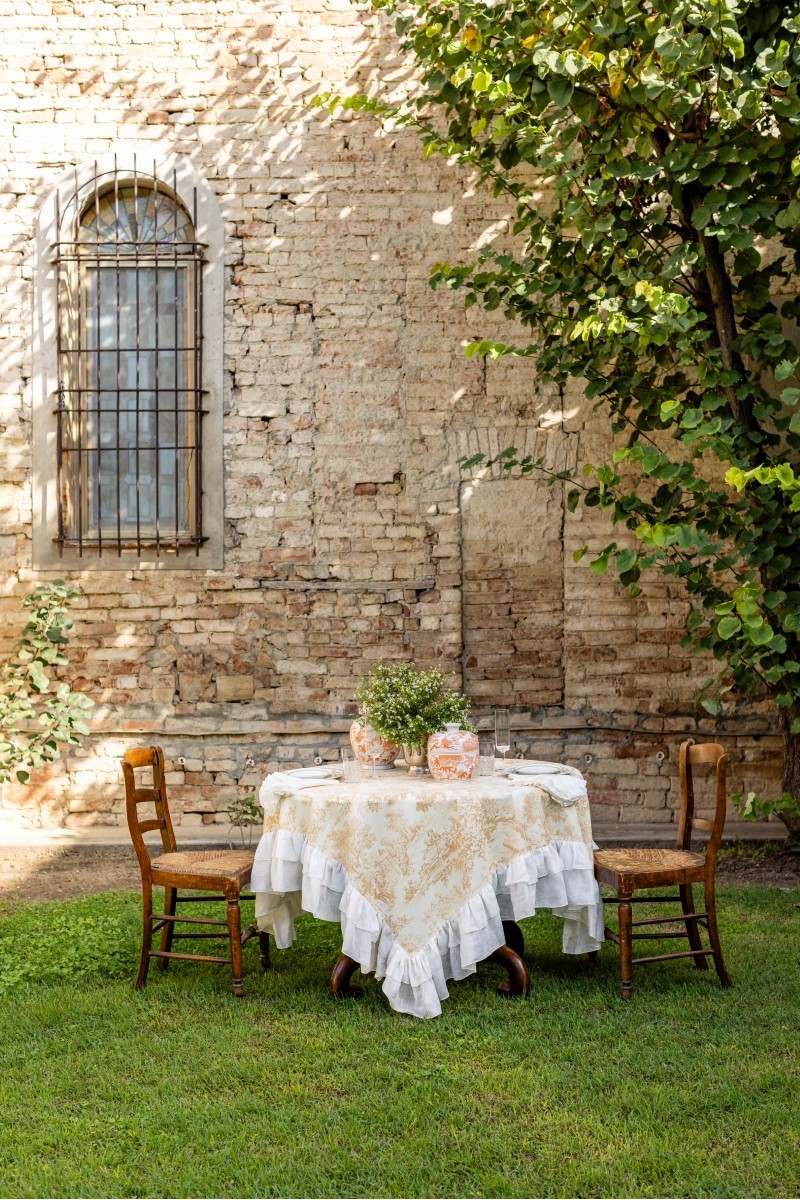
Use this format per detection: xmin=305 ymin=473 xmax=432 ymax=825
xmin=592 ymin=820 xmax=788 ymax=847
xmin=0 ymin=813 xmax=787 ymax=849
xmin=0 ymin=709 xmax=784 ymax=830
xmin=0 ymin=818 xmax=237 ymax=848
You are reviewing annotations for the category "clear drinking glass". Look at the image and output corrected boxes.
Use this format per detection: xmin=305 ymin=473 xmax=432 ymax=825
xmin=494 ymin=710 xmax=511 ymax=768
xmin=340 ymin=747 xmax=361 ymax=784
xmin=478 ymin=738 xmax=495 ymax=776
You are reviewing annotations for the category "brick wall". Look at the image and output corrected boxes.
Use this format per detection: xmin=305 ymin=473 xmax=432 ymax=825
xmin=0 ymin=0 xmax=782 ymax=830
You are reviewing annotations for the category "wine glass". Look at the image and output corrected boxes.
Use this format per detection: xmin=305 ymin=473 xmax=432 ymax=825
xmin=494 ymin=710 xmax=511 ymax=769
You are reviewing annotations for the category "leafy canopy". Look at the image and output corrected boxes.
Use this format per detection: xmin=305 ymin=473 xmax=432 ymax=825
xmin=321 ymin=1 xmax=800 ymax=795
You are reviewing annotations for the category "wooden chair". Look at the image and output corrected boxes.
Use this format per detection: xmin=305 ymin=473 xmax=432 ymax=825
xmin=121 ymin=747 xmax=269 ymax=997
xmin=593 ymin=740 xmax=732 ymax=998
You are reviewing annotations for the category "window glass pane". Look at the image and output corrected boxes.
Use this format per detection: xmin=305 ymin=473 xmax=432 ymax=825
xmin=81 ymin=261 xmax=195 ymax=537
xmin=79 ymin=187 xmax=193 ymax=252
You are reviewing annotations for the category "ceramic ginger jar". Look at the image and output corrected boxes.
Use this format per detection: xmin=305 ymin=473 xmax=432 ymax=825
xmin=428 ymin=723 xmax=479 ymax=782
xmin=349 ymin=721 xmax=399 ymax=771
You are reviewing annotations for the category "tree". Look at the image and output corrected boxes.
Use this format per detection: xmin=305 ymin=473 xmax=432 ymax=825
xmin=0 ymin=582 xmax=94 ymax=786
xmin=320 ymin=0 xmax=800 ymax=839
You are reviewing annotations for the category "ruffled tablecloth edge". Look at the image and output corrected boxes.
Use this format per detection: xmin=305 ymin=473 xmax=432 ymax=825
xmin=251 ymin=832 xmax=604 ymax=1019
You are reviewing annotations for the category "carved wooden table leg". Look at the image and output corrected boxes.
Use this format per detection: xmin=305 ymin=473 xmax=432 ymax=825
xmin=502 ymin=919 xmax=525 ymax=959
xmin=489 ymin=944 xmax=530 ymax=997
xmin=331 ymin=954 xmax=363 ymax=999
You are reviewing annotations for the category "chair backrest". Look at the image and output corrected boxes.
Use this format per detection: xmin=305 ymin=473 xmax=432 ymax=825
xmin=121 ymin=747 xmax=177 ymax=877
xmin=677 ymin=740 xmax=730 ymax=863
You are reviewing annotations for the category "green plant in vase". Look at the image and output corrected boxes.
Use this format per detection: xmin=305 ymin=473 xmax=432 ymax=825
xmin=355 ymin=662 xmax=472 ymax=774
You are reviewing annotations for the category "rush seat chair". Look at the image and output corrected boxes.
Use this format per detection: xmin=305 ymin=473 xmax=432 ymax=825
xmin=122 ymin=746 xmax=269 ymax=996
xmin=593 ymin=740 xmax=732 ymax=998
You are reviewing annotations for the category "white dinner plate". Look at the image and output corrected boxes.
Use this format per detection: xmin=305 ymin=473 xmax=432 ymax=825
xmin=287 ymin=766 xmax=343 ymax=781
xmin=496 ymin=761 xmax=573 ymax=776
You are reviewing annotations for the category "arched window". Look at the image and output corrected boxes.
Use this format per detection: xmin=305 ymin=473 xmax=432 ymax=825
xmin=33 ymin=154 xmax=224 ymax=570
xmin=58 ymin=170 xmax=201 ymax=554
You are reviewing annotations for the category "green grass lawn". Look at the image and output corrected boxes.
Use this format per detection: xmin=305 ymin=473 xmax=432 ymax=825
xmin=0 ymin=885 xmax=798 ymax=1199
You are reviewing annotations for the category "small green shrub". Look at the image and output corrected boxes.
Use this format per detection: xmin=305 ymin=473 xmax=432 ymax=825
xmin=0 ymin=581 xmax=94 ymax=785
xmin=226 ymin=792 xmax=263 ymax=848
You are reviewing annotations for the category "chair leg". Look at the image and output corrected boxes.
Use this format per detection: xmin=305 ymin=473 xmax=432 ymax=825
xmin=135 ymin=883 xmax=153 ymax=990
xmin=157 ymin=886 xmax=176 ymax=972
xmin=680 ymin=883 xmax=708 ymax=970
xmin=704 ymin=876 xmax=731 ymax=988
xmin=227 ymin=897 xmax=244 ymax=997
xmin=619 ymin=892 xmax=633 ymax=999
xmin=258 ymin=931 xmax=271 ymax=970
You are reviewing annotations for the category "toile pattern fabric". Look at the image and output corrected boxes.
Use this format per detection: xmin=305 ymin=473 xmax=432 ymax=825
xmin=251 ymin=771 xmax=604 ymax=1018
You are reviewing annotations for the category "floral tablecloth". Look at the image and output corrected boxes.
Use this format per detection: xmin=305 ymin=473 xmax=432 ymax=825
xmin=251 ymin=769 xmax=604 ymax=1018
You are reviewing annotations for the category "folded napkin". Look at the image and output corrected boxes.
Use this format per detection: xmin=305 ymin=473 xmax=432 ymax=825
xmin=498 ymin=760 xmax=587 ymax=808
xmin=259 ymin=767 xmax=342 ymax=811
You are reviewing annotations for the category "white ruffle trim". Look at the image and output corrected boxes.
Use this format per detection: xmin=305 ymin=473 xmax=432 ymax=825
xmin=251 ymin=833 xmax=604 ymax=1019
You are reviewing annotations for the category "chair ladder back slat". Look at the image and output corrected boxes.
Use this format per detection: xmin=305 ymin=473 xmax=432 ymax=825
xmin=133 ymin=786 xmax=158 ymax=805
xmin=137 ymin=819 xmax=165 ymax=835
xmin=123 ymin=747 xmax=159 ymax=770
xmin=688 ymin=742 xmax=726 ymax=765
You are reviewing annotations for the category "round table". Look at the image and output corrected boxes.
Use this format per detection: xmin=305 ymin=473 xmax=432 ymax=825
xmin=251 ymin=767 xmax=604 ymax=1019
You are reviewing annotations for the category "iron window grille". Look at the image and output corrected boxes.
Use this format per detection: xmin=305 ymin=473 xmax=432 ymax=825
xmin=54 ymin=160 xmax=206 ymax=557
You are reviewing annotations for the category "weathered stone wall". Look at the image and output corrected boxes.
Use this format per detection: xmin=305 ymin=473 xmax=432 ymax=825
xmin=0 ymin=0 xmax=781 ymax=830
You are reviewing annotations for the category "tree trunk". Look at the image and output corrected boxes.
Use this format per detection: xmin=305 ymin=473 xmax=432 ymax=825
xmin=779 ymin=710 xmax=800 ymax=844
xmin=681 ymin=189 xmax=753 ymax=431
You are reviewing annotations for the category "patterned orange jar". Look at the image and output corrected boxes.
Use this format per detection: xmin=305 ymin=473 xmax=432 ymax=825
xmin=349 ymin=721 xmax=400 ymax=771
xmin=428 ymin=723 xmax=479 ymax=782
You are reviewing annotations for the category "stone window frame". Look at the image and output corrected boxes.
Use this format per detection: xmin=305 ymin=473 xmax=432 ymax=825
xmin=32 ymin=150 xmax=224 ymax=571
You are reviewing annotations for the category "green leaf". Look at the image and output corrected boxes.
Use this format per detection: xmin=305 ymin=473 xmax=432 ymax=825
xmin=717 ymin=616 xmax=742 ymax=639
xmin=547 ymin=79 xmax=574 ymax=107
xmin=747 ymin=622 xmax=774 ymax=646
xmin=775 ymin=359 xmax=798 ymax=382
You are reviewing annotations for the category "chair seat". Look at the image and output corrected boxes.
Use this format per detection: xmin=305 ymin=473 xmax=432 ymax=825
xmin=594 ymin=847 xmax=705 ymax=889
xmin=151 ymin=848 xmax=255 ymax=884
